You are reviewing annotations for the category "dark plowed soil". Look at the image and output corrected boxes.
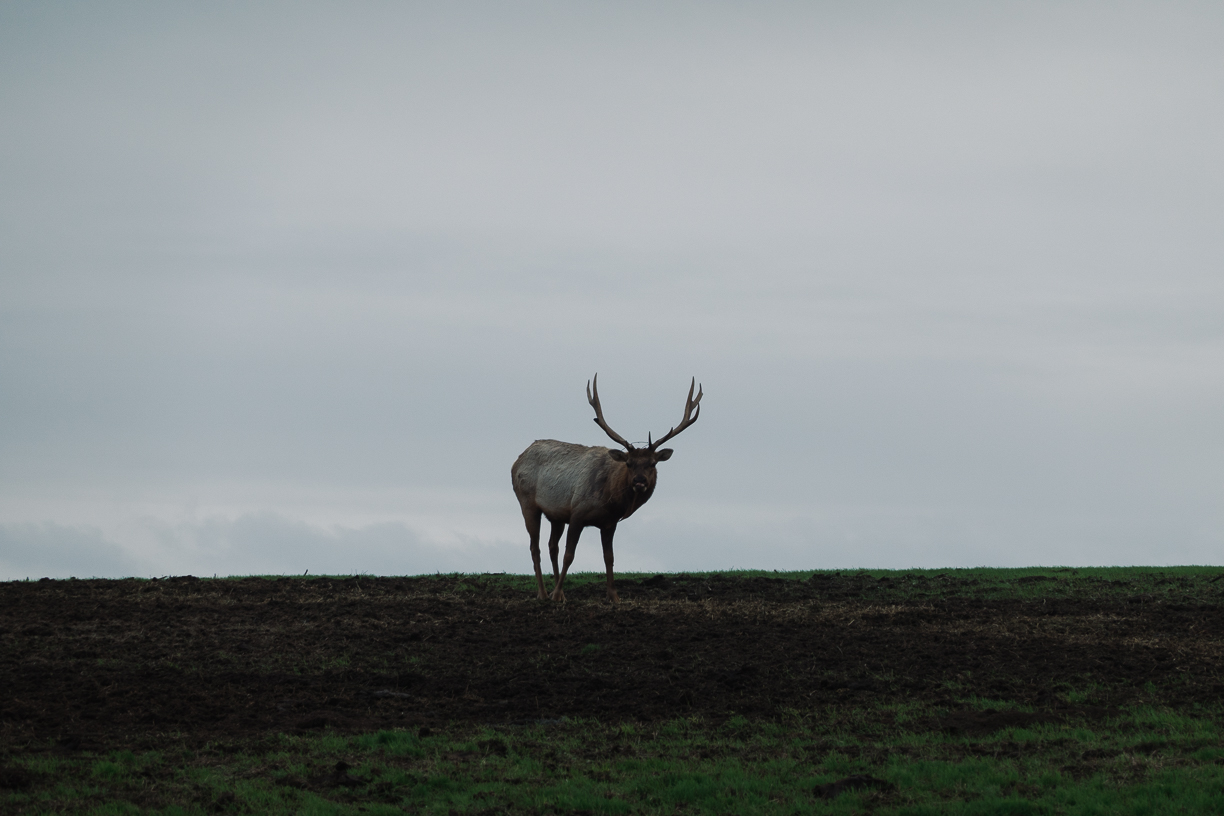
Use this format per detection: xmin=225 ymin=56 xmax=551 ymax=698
xmin=2 ymin=573 xmax=1222 ymax=751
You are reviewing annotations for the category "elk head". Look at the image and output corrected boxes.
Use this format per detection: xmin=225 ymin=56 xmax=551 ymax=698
xmin=586 ymin=374 xmax=703 ymax=495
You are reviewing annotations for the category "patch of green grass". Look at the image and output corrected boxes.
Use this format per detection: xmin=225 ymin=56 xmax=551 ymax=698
xmin=474 ymin=565 xmax=1224 ymax=605
xmin=7 ymin=705 xmax=1224 ymax=814
xmin=353 ymin=729 xmax=426 ymax=757
xmin=109 ymin=566 xmax=1221 ymax=608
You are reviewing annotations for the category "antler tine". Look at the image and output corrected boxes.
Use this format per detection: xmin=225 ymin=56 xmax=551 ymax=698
xmin=587 ymin=373 xmax=634 ymax=450
xmin=649 ymin=377 xmax=702 ymax=450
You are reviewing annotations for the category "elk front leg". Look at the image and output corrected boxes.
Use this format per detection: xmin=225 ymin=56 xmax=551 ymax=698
xmin=524 ymin=507 xmax=546 ymax=600
xmin=551 ymin=523 xmax=583 ymax=602
xmin=601 ymin=525 xmax=619 ymax=604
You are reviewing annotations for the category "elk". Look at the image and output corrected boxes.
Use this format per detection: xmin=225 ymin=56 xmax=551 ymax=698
xmin=511 ymin=375 xmax=702 ymax=603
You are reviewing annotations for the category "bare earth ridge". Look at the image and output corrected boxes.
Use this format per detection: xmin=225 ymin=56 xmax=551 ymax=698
xmin=3 ymin=572 xmax=1222 ymax=752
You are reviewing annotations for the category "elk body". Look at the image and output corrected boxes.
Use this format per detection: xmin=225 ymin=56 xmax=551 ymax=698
xmin=511 ymin=375 xmax=702 ymax=603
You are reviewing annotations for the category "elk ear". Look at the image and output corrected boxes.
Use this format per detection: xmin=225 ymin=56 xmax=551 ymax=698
xmin=607 ymin=449 xmax=628 ymax=462
xmin=655 ymin=448 xmax=674 ymax=462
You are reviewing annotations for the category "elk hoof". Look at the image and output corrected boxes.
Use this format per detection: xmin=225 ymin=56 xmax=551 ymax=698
xmin=549 ymin=589 xmax=567 ymax=602
xmin=607 ymin=589 xmax=620 ymax=604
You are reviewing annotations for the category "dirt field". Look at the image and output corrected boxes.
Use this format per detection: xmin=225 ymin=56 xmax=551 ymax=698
xmin=3 ymin=572 xmax=1223 ymax=753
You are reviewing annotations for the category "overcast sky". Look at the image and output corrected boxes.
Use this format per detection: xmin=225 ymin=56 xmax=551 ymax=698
xmin=2 ymin=2 xmax=1222 ymax=580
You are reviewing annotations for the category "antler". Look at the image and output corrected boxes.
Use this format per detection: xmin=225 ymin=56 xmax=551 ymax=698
xmin=649 ymin=377 xmax=702 ymax=450
xmin=587 ymin=374 xmax=634 ymax=450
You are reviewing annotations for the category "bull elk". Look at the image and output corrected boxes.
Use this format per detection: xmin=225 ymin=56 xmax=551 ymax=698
xmin=511 ymin=375 xmax=703 ymax=603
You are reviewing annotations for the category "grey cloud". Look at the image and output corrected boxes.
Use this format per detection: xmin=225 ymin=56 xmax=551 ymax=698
xmin=0 ymin=523 xmax=142 ymax=580
xmin=0 ymin=515 xmax=522 ymax=581
xmin=167 ymin=513 xmax=515 ymax=577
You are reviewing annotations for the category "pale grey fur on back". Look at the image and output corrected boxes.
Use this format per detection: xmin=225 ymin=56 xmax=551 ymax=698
xmin=511 ymin=439 xmax=616 ymax=523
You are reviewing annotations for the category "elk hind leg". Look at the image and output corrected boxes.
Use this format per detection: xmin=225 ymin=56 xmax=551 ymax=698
xmin=522 ymin=506 xmax=546 ymax=600
xmin=546 ymin=519 xmax=564 ymax=599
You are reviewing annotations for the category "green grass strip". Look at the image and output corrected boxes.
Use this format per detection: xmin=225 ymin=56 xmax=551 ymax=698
xmin=6 ymin=704 xmax=1224 ymax=814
